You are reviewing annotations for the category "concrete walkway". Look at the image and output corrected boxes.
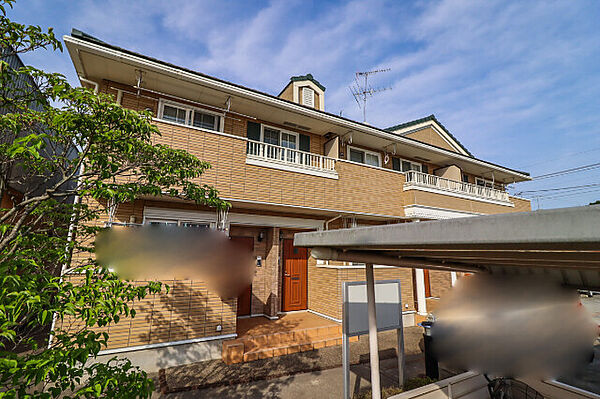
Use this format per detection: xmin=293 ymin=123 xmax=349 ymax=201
xmin=153 ymin=327 xmax=426 ymax=398
xmin=154 ymin=355 xmax=425 ymax=399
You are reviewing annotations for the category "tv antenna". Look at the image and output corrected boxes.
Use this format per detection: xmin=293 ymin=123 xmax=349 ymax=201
xmin=349 ymin=68 xmax=392 ymax=123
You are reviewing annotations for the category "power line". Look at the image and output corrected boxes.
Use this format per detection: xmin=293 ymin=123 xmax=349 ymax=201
xmin=517 ymin=145 xmax=600 ymax=169
xmin=531 ymin=162 xmax=600 ymax=180
xmin=532 ymin=188 xmax=600 ymax=201
xmin=517 ymin=183 xmax=600 ymax=195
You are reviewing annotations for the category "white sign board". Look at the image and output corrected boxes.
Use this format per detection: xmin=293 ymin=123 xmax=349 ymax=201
xmin=342 ymin=280 xmax=403 ymax=337
xmin=341 ymin=279 xmax=405 ymax=399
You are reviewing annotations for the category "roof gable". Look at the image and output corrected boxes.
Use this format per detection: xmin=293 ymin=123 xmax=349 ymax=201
xmin=385 ymin=115 xmax=473 ymax=157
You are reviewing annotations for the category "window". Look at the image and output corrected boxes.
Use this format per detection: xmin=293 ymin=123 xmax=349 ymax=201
xmin=162 ymin=104 xmax=186 ymax=124
xmin=182 ymin=222 xmax=210 ymax=229
xmin=365 ymin=153 xmax=379 ymax=167
xmin=281 ymin=132 xmax=297 ymax=149
xmin=159 ymin=100 xmax=222 ymax=132
xmin=146 ymin=218 xmax=215 ymax=229
xmin=348 ymin=146 xmax=381 ymax=167
xmin=147 ymin=219 xmax=178 ymax=226
xmin=392 ymin=157 xmax=422 ymax=173
xmin=263 ymin=127 xmax=280 ymax=146
xmin=302 ymin=87 xmax=314 ymax=107
xmin=261 ymin=126 xmax=299 ymax=150
xmin=349 ymin=148 xmax=364 ymax=163
xmin=476 ymin=178 xmax=494 ymax=188
xmin=462 ymin=174 xmax=470 ymax=183
xmin=192 ymin=112 xmax=217 ymax=130
xmin=261 ymin=126 xmax=300 ymax=161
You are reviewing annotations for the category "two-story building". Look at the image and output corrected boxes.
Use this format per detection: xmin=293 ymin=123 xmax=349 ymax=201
xmin=63 ymin=29 xmax=531 ymax=369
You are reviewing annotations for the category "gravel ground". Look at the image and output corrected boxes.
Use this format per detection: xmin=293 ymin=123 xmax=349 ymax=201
xmin=158 ymin=326 xmax=424 ymax=394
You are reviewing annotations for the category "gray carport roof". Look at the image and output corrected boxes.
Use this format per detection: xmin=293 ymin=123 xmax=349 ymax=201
xmin=294 ymin=205 xmax=600 ymax=290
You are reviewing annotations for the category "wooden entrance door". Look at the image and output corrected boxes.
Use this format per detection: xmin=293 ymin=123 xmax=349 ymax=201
xmin=230 ymin=236 xmax=254 ymax=317
xmin=282 ymin=239 xmax=308 ymax=311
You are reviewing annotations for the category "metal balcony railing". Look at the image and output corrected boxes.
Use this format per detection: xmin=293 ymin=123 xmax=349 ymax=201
xmin=246 ymin=140 xmax=337 ymax=175
xmin=404 ymin=170 xmax=510 ymax=203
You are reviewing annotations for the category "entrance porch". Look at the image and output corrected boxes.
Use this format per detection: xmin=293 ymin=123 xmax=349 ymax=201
xmin=222 ymin=311 xmax=357 ymax=364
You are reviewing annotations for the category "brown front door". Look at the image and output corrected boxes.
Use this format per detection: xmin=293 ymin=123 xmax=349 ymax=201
xmin=424 ymin=269 xmax=432 ymax=298
xmin=230 ymin=236 xmax=254 ymax=317
xmin=282 ymin=239 xmax=308 ymax=311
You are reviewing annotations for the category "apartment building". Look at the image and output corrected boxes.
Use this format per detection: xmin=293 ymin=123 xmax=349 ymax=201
xmin=63 ymin=30 xmax=531 ymax=368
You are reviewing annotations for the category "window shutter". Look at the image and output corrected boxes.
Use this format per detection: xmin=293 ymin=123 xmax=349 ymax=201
xmin=392 ymin=158 xmax=401 ymax=171
xmin=421 ymin=164 xmax=428 ymax=174
xmin=247 ymin=121 xmax=261 ymax=141
xmin=299 ymin=134 xmax=310 ymax=152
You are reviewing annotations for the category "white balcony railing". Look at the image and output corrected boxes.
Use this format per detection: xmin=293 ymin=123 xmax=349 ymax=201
xmin=404 ymin=170 xmax=511 ymax=203
xmin=246 ymin=140 xmax=337 ymax=176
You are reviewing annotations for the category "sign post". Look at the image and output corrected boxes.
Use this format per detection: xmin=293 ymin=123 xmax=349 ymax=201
xmin=342 ymin=278 xmax=405 ymax=399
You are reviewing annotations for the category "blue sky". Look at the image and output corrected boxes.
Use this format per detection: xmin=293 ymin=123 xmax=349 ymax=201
xmin=8 ymin=0 xmax=600 ymax=209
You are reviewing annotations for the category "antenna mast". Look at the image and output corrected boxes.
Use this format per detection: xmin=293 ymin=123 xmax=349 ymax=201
xmin=349 ymin=68 xmax=392 ymax=123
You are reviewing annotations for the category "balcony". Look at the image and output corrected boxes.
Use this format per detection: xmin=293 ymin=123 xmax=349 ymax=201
xmin=404 ymin=170 xmax=511 ymax=205
xmin=246 ymin=140 xmax=338 ymax=179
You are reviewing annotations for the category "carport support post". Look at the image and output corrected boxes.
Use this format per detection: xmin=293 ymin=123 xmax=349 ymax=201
xmin=365 ymin=263 xmax=381 ymax=399
xmin=397 ymin=327 xmax=405 ymax=387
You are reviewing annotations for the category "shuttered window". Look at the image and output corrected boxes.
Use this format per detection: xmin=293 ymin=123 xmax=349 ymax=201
xmin=302 ymin=87 xmax=314 ymax=107
xmin=299 ymin=134 xmax=310 ymax=152
xmin=247 ymin=121 xmax=261 ymax=141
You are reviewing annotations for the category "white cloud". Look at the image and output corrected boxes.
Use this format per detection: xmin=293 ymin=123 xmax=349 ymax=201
xmin=8 ymin=0 xmax=600 ymax=207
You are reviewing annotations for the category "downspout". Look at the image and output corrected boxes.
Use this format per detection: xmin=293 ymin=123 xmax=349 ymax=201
xmin=324 ymin=214 xmax=343 ymax=230
xmin=48 ymin=162 xmax=85 ymax=349
xmin=79 ymin=76 xmax=99 ymax=94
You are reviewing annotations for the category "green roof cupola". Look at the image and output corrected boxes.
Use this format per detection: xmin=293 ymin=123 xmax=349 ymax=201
xmin=278 ymin=74 xmax=325 ymax=111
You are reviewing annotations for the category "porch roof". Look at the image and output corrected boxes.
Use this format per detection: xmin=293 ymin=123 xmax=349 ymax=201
xmin=294 ymin=205 xmax=600 ymax=290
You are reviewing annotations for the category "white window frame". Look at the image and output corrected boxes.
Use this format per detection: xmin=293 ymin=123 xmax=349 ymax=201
xmin=158 ymin=99 xmax=224 ymax=132
xmin=302 ymin=86 xmax=314 ymax=108
xmin=347 ymin=145 xmax=381 ymax=167
xmin=145 ymin=217 xmax=216 ymax=229
xmin=475 ymin=177 xmax=494 ymax=188
xmin=260 ymin=124 xmax=299 ymax=150
xmin=145 ymin=218 xmax=178 ymax=226
xmin=396 ymin=158 xmax=422 ymax=173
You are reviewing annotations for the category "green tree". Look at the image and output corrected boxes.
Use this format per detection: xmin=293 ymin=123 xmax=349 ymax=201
xmin=0 ymin=1 xmax=228 ymax=397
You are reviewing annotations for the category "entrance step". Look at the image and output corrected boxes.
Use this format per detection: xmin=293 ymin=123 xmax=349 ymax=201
xmin=222 ymin=324 xmax=358 ymax=364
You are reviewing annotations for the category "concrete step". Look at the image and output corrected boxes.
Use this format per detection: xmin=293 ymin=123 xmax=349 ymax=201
xmin=222 ymin=324 xmax=357 ymax=364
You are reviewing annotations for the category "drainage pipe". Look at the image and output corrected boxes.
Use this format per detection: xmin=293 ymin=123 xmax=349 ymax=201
xmin=79 ymin=76 xmax=99 ymax=94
